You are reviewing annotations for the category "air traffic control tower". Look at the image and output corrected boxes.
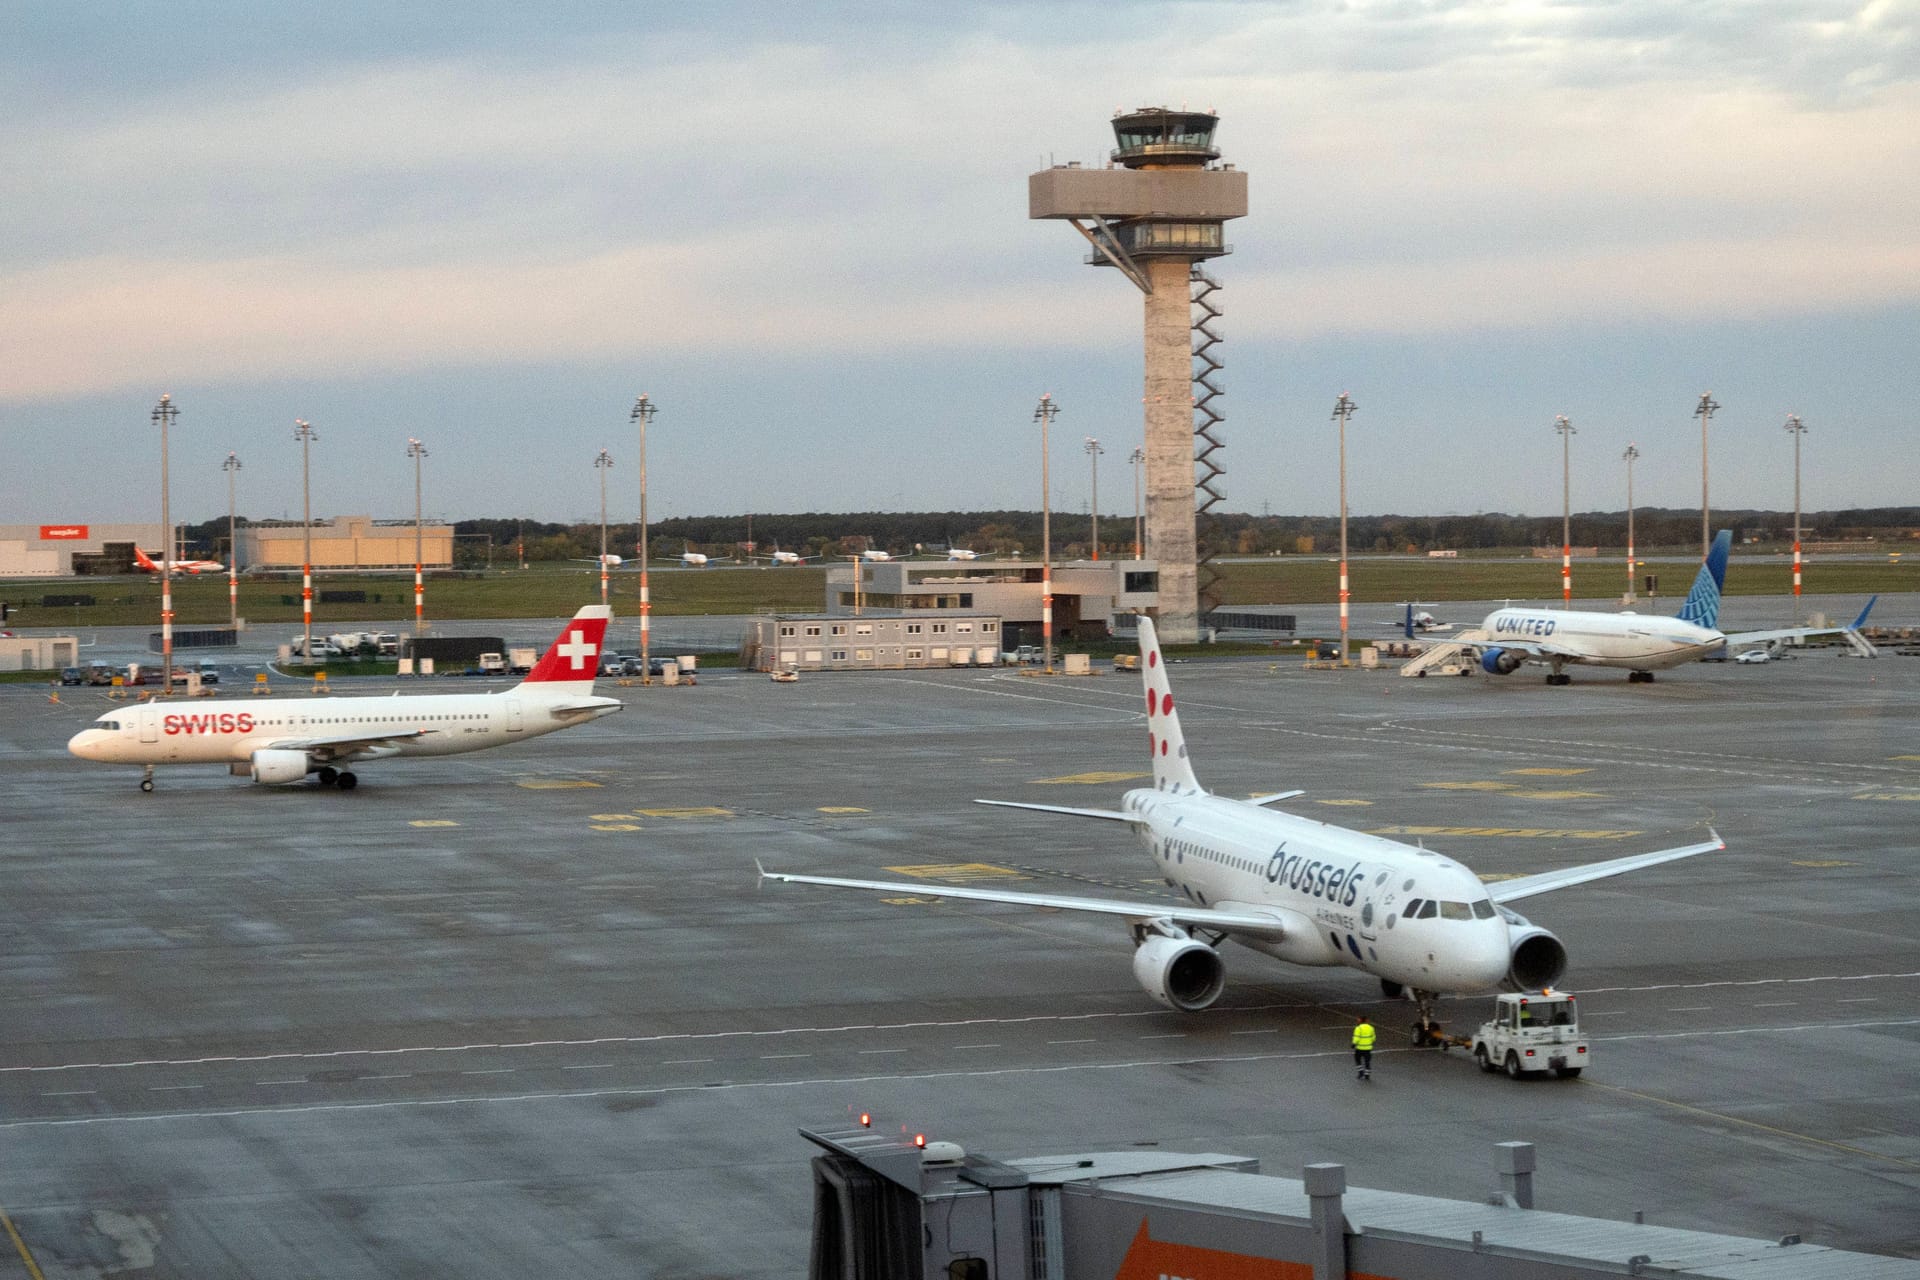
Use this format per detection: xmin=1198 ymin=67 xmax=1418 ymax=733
xmin=1030 ymin=108 xmax=1247 ymax=643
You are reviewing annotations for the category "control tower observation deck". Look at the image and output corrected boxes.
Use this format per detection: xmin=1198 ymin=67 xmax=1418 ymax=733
xmin=1029 ymin=108 xmax=1248 ymax=643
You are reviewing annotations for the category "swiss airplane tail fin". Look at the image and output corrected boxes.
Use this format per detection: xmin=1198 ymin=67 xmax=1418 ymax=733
xmin=515 ymin=605 xmax=613 ymax=697
xmin=1139 ymin=616 xmax=1202 ymax=795
xmin=1676 ymin=530 xmax=1731 ymax=629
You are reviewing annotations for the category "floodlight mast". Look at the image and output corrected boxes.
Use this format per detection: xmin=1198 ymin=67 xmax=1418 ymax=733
xmin=152 ymin=394 xmax=178 ymax=689
xmin=1555 ymin=415 xmax=1576 ymax=606
xmin=222 ymin=451 xmax=241 ymax=630
xmin=1694 ymin=393 xmax=1719 ymax=560
xmin=1035 ymin=394 xmax=1060 ymax=674
xmin=1029 ymin=107 xmax=1247 ymax=643
xmin=293 ymin=418 xmax=317 ymax=668
xmin=1332 ymin=394 xmax=1357 ymax=665
xmin=1622 ymin=443 xmax=1640 ymax=602
xmin=594 ymin=448 xmax=615 ymax=608
xmin=407 ymin=437 xmax=428 ymax=641
xmin=1784 ymin=414 xmax=1807 ymax=597
xmin=631 ymin=395 xmax=658 ymax=683
xmin=1084 ymin=436 xmax=1104 ymax=560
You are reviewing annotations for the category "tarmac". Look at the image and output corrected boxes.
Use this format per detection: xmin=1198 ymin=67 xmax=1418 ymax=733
xmin=2 ymin=595 xmax=1916 ymax=1276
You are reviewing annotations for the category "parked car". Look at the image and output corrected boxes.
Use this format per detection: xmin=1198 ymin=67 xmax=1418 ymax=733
xmin=59 ymin=666 xmax=85 ymax=686
xmin=197 ymin=661 xmax=220 ymax=684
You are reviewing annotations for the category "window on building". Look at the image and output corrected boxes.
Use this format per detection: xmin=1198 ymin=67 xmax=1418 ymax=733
xmin=906 ymin=648 xmax=923 ymax=660
xmin=805 ymin=625 xmax=822 ymax=637
xmin=830 ymin=649 xmax=847 ymax=661
xmin=982 ymin=621 xmax=997 ymax=633
xmin=906 ymin=623 xmax=922 ymax=634
xmin=831 ymin=624 xmax=847 ymax=636
xmin=932 ymin=623 xmax=947 ymax=634
xmin=956 ymin=622 xmax=973 ymax=633
xmin=779 ymin=625 xmax=796 ymax=637
xmin=1125 ymin=571 xmax=1159 ymax=593
xmin=854 ymin=649 xmax=873 ymax=661
xmin=854 ymin=623 xmax=873 ymax=636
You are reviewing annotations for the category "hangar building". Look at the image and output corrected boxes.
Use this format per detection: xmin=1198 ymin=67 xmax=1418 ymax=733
xmin=824 ymin=558 xmax=1158 ymax=646
xmin=236 ymin=515 xmax=453 ymax=572
xmin=0 ymin=523 xmax=166 ymax=576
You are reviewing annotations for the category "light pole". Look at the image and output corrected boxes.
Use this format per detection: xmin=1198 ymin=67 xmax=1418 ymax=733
xmin=594 ymin=448 xmax=614 ymax=608
xmin=1694 ymin=392 xmax=1719 ymax=558
xmin=222 ymin=451 xmax=241 ymax=631
xmin=1034 ymin=394 xmax=1059 ymax=673
xmin=1785 ymin=414 xmax=1807 ymax=598
xmin=1084 ymin=437 xmax=1103 ymax=561
xmin=294 ymin=419 xmax=317 ymax=666
xmin=1332 ymin=393 xmax=1357 ymax=665
xmin=1128 ymin=447 xmax=1145 ymax=559
xmin=407 ymin=437 xmax=428 ymax=643
xmin=152 ymin=394 xmax=178 ymax=689
xmin=1622 ymin=443 xmax=1639 ymax=602
xmin=631 ymin=394 xmax=657 ymax=682
xmin=1555 ymin=414 xmax=1576 ymax=606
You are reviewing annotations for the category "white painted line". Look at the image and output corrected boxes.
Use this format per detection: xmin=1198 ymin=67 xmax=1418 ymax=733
xmin=1666 ymin=1006 xmax=1712 ymax=1012
xmin=1230 ymin=1028 xmax=1282 ymax=1036
xmin=149 ymin=1085 xmax=203 ymax=1092
xmin=1139 ymin=1033 xmax=1187 ymax=1040
xmin=1838 ymin=997 xmax=1879 ymax=1003
xmin=562 ymin=1064 xmax=616 ymax=1071
xmin=42 ymin=1090 xmax=96 ymax=1097
xmin=257 ymin=1079 xmax=307 ymax=1086
xmin=460 ymin=1069 xmax=515 ymax=1076
xmin=857 ymin=1049 xmax=907 ymax=1055
xmin=953 ymin=1044 xmax=999 ymax=1050
xmin=760 ymin=1054 xmax=811 ymax=1060
xmin=1047 ymin=1038 xmax=1096 ymax=1045
xmin=1583 ymin=1010 xmax=1628 ymax=1017
xmin=1753 ymin=1002 xmax=1798 ymax=1008
xmin=661 ymin=1058 xmax=712 ymax=1065
xmin=362 ymin=1074 xmax=411 ymax=1081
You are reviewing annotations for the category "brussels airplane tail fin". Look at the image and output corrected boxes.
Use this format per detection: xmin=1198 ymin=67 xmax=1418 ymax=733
xmin=1676 ymin=530 xmax=1732 ymax=629
xmin=1139 ymin=617 xmax=1202 ymax=795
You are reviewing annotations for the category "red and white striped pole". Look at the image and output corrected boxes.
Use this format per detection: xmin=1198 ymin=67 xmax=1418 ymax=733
xmin=1332 ymin=394 xmax=1356 ymax=664
xmin=1785 ymin=415 xmax=1806 ymax=598
xmin=294 ymin=419 xmax=317 ymax=666
xmin=632 ymin=395 xmax=657 ymax=682
xmin=1556 ymin=415 xmax=1576 ymax=605
xmin=1623 ymin=443 xmax=1638 ymax=601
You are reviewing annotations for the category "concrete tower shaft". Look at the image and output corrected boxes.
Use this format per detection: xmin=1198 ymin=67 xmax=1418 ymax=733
xmin=1029 ymin=107 xmax=1247 ymax=643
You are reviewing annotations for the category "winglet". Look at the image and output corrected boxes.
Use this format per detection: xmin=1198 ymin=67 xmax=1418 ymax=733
xmin=1849 ymin=595 xmax=1878 ymax=632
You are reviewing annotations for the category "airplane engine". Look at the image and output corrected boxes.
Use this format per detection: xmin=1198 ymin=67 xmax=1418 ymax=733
xmin=1481 ymin=647 xmax=1525 ymax=675
xmin=248 ymin=749 xmax=310 ymax=785
xmin=1505 ymin=925 xmax=1569 ymax=991
xmin=1131 ymin=933 xmax=1226 ymax=1012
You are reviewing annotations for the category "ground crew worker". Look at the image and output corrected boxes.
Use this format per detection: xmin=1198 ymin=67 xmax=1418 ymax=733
xmin=1352 ymin=1016 xmax=1376 ymax=1080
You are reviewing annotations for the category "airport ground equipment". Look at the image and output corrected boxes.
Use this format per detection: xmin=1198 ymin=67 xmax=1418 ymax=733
xmin=1417 ymin=989 xmax=1589 ymax=1079
xmin=802 ymin=1118 xmax=1913 ymax=1279
xmin=1030 ymin=108 xmax=1248 ymax=644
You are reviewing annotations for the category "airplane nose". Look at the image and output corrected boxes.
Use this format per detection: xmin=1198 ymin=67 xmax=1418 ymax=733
xmin=68 ymin=729 xmax=103 ymax=759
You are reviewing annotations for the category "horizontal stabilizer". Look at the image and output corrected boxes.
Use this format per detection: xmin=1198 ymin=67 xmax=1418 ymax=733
xmin=975 ymin=799 xmax=1135 ymax=823
xmin=1246 ymin=789 xmax=1305 ymax=807
xmin=1490 ymin=830 xmax=1724 ymax=903
xmin=756 ymin=862 xmax=1291 ymax=937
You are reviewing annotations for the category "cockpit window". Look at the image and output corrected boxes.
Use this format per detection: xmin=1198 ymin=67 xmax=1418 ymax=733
xmin=1404 ymin=898 xmax=1424 ymax=917
xmin=1471 ymin=899 xmax=1497 ymax=920
xmin=1440 ymin=901 xmax=1472 ymax=921
xmin=1416 ymin=900 xmax=1437 ymax=919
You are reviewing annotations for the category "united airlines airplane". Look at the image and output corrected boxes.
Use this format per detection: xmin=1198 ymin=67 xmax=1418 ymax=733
xmin=68 ymin=605 xmax=619 ymax=791
xmin=761 ymin=617 xmax=1723 ymax=1030
xmin=1410 ymin=531 xmax=1875 ymax=684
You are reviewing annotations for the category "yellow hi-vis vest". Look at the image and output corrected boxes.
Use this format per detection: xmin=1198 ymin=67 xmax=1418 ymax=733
xmin=1352 ymin=1023 xmax=1377 ymax=1051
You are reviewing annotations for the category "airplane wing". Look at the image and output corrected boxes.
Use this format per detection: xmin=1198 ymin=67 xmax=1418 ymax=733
xmin=756 ymin=863 xmax=1292 ymax=938
xmin=1724 ymin=596 xmax=1875 ymax=647
xmin=266 ymin=728 xmax=434 ymax=757
xmin=976 ymin=799 xmax=1135 ymax=822
xmin=1488 ymin=830 xmax=1724 ymax=904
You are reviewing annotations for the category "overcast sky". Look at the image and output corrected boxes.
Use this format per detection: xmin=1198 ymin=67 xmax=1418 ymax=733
xmin=3 ymin=1 xmax=1915 ymax=527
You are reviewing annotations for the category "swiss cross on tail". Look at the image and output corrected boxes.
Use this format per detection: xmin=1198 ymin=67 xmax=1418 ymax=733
xmin=520 ymin=605 xmax=614 ymax=690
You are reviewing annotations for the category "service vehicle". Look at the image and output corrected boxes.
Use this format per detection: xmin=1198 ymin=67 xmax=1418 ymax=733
xmin=508 ymin=647 xmax=539 ymax=674
xmin=197 ymin=661 xmax=220 ymax=685
xmin=475 ymin=652 xmax=509 ymax=675
xmin=86 ymin=661 xmax=116 ymax=686
xmin=1419 ymin=989 xmax=1588 ymax=1079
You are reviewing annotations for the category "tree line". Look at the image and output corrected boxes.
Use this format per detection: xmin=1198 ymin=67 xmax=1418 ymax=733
xmin=178 ymin=506 xmax=1919 ymax=566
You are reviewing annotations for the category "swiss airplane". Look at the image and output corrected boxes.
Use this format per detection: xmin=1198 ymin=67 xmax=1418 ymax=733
xmin=1410 ymin=530 xmax=1875 ymax=684
xmin=752 ymin=543 xmax=818 ymax=566
xmin=68 ymin=605 xmax=620 ymax=792
xmin=762 ymin=616 xmax=1723 ymax=1033
xmin=134 ymin=547 xmax=224 ymax=575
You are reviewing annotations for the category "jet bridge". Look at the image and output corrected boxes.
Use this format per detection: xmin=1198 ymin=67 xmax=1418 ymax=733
xmin=801 ymin=1118 xmax=1920 ymax=1280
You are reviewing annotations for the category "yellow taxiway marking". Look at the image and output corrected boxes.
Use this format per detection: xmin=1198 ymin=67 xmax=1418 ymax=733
xmin=1853 ymin=792 xmax=1920 ymax=801
xmin=1 ymin=1203 xmax=46 ymax=1280
xmin=817 ymin=806 xmax=870 ymax=814
xmin=516 ymin=779 xmax=601 ymax=790
xmin=1512 ymin=789 xmax=1607 ymax=800
xmin=1371 ymin=825 xmax=1642 ymax=840
xmin=885 ymin=863 xmax=1030 ymax=883
xmin=1891 ymin=755 xmax=1920 ymax=761
xmin=1315 ymin=798 xmax=1373 ymax=807
xmin=1034 ymin=770 xmax=1150 ymax=785
xmin=408 ymin=819 xmax=460 ymax=828
xmin=1792 ymin=859 xmax=1854 ymax=867
xmin=634 ymin=806 xmax=733 ymax=819
xmin=1504 ymin=767 xmax=1593 ymax=776
xmin=882 ymin=896 xmax=941 ymax=905
xmin=1420 ymin=780 xmax=1515 ymax=792
xmin=591 ymin=823 xmax=642 ymax=832
xmin=591 ymin=813 xmax=639 ymax=821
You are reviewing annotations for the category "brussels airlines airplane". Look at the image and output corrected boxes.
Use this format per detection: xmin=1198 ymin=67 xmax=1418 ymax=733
xmin=1411 ymin=530 xmax=1876 ymax=684
xmin=762 ymin=616 xmax=1723 ymax=1030
xmin=68 ymin=605 xmax=619 ymax=792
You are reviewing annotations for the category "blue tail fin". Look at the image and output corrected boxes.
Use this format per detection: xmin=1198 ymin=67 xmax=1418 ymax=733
xmin=1676 ymin=530 xmax=1731 ymax=628
xmin=1404 ymin=603 xmax=1415 ymax=640
xmin=1849 ymin=595 xmax=1877 ymax=631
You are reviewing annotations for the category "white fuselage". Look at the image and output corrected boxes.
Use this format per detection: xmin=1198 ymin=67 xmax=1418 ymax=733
xmin=1482 ymin=608 xmax=1723 ymax=671
xmin=1123 ymin=788 xmax=1512 ymax=992
xmin=68 ymin=690 xmax=618 ymax=767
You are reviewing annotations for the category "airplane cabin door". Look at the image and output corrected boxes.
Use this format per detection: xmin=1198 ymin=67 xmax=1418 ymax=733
xmin=138 ymin=706 xmax=159 ymax=743
xmin=506 ymin=699 xmax=524 ymax=733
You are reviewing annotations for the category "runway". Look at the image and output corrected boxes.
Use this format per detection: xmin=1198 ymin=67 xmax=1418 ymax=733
xmin=3 ymin=628 xmax=1916 ymax=1275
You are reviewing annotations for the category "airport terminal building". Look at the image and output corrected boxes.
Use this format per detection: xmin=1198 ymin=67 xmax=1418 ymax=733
xmin=236 ymin=515 xmax=454 ymax=572
xmin=0 ymin=523 xmax=165 ymax=576
xmin=824 ymin=558 xmax=1159 ymax=645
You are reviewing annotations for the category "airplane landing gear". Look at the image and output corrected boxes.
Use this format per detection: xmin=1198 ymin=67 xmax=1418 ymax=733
xmin=337 ymin=771 xmax=358 ymax=790
xmin=140 ymin=766 xmax=155 ymax=793
xmin=1380 ymin=978 xmax=1405 ymax=999
xmin=316 ymin=766 xmax=339 ymax=787
xmin=1546 ymin=672 xmax=1571 ymax=686
xmin=1628 ymin=670 xmax=1655 ymax=683
xmin=1410 ymin=989 xmax=1444 ymax=1046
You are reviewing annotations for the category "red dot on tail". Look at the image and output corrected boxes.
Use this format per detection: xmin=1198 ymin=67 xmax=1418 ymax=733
xmin=1160 ymin=740 xmax=1168 ymax=756
xmin=1145 ymin=691 xmax=1155 ymax=715
xmin=1162 ymin=694 xmax=1173 ymax=714
xmin=1148 ymin=651 xmax=1158 ymax=668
